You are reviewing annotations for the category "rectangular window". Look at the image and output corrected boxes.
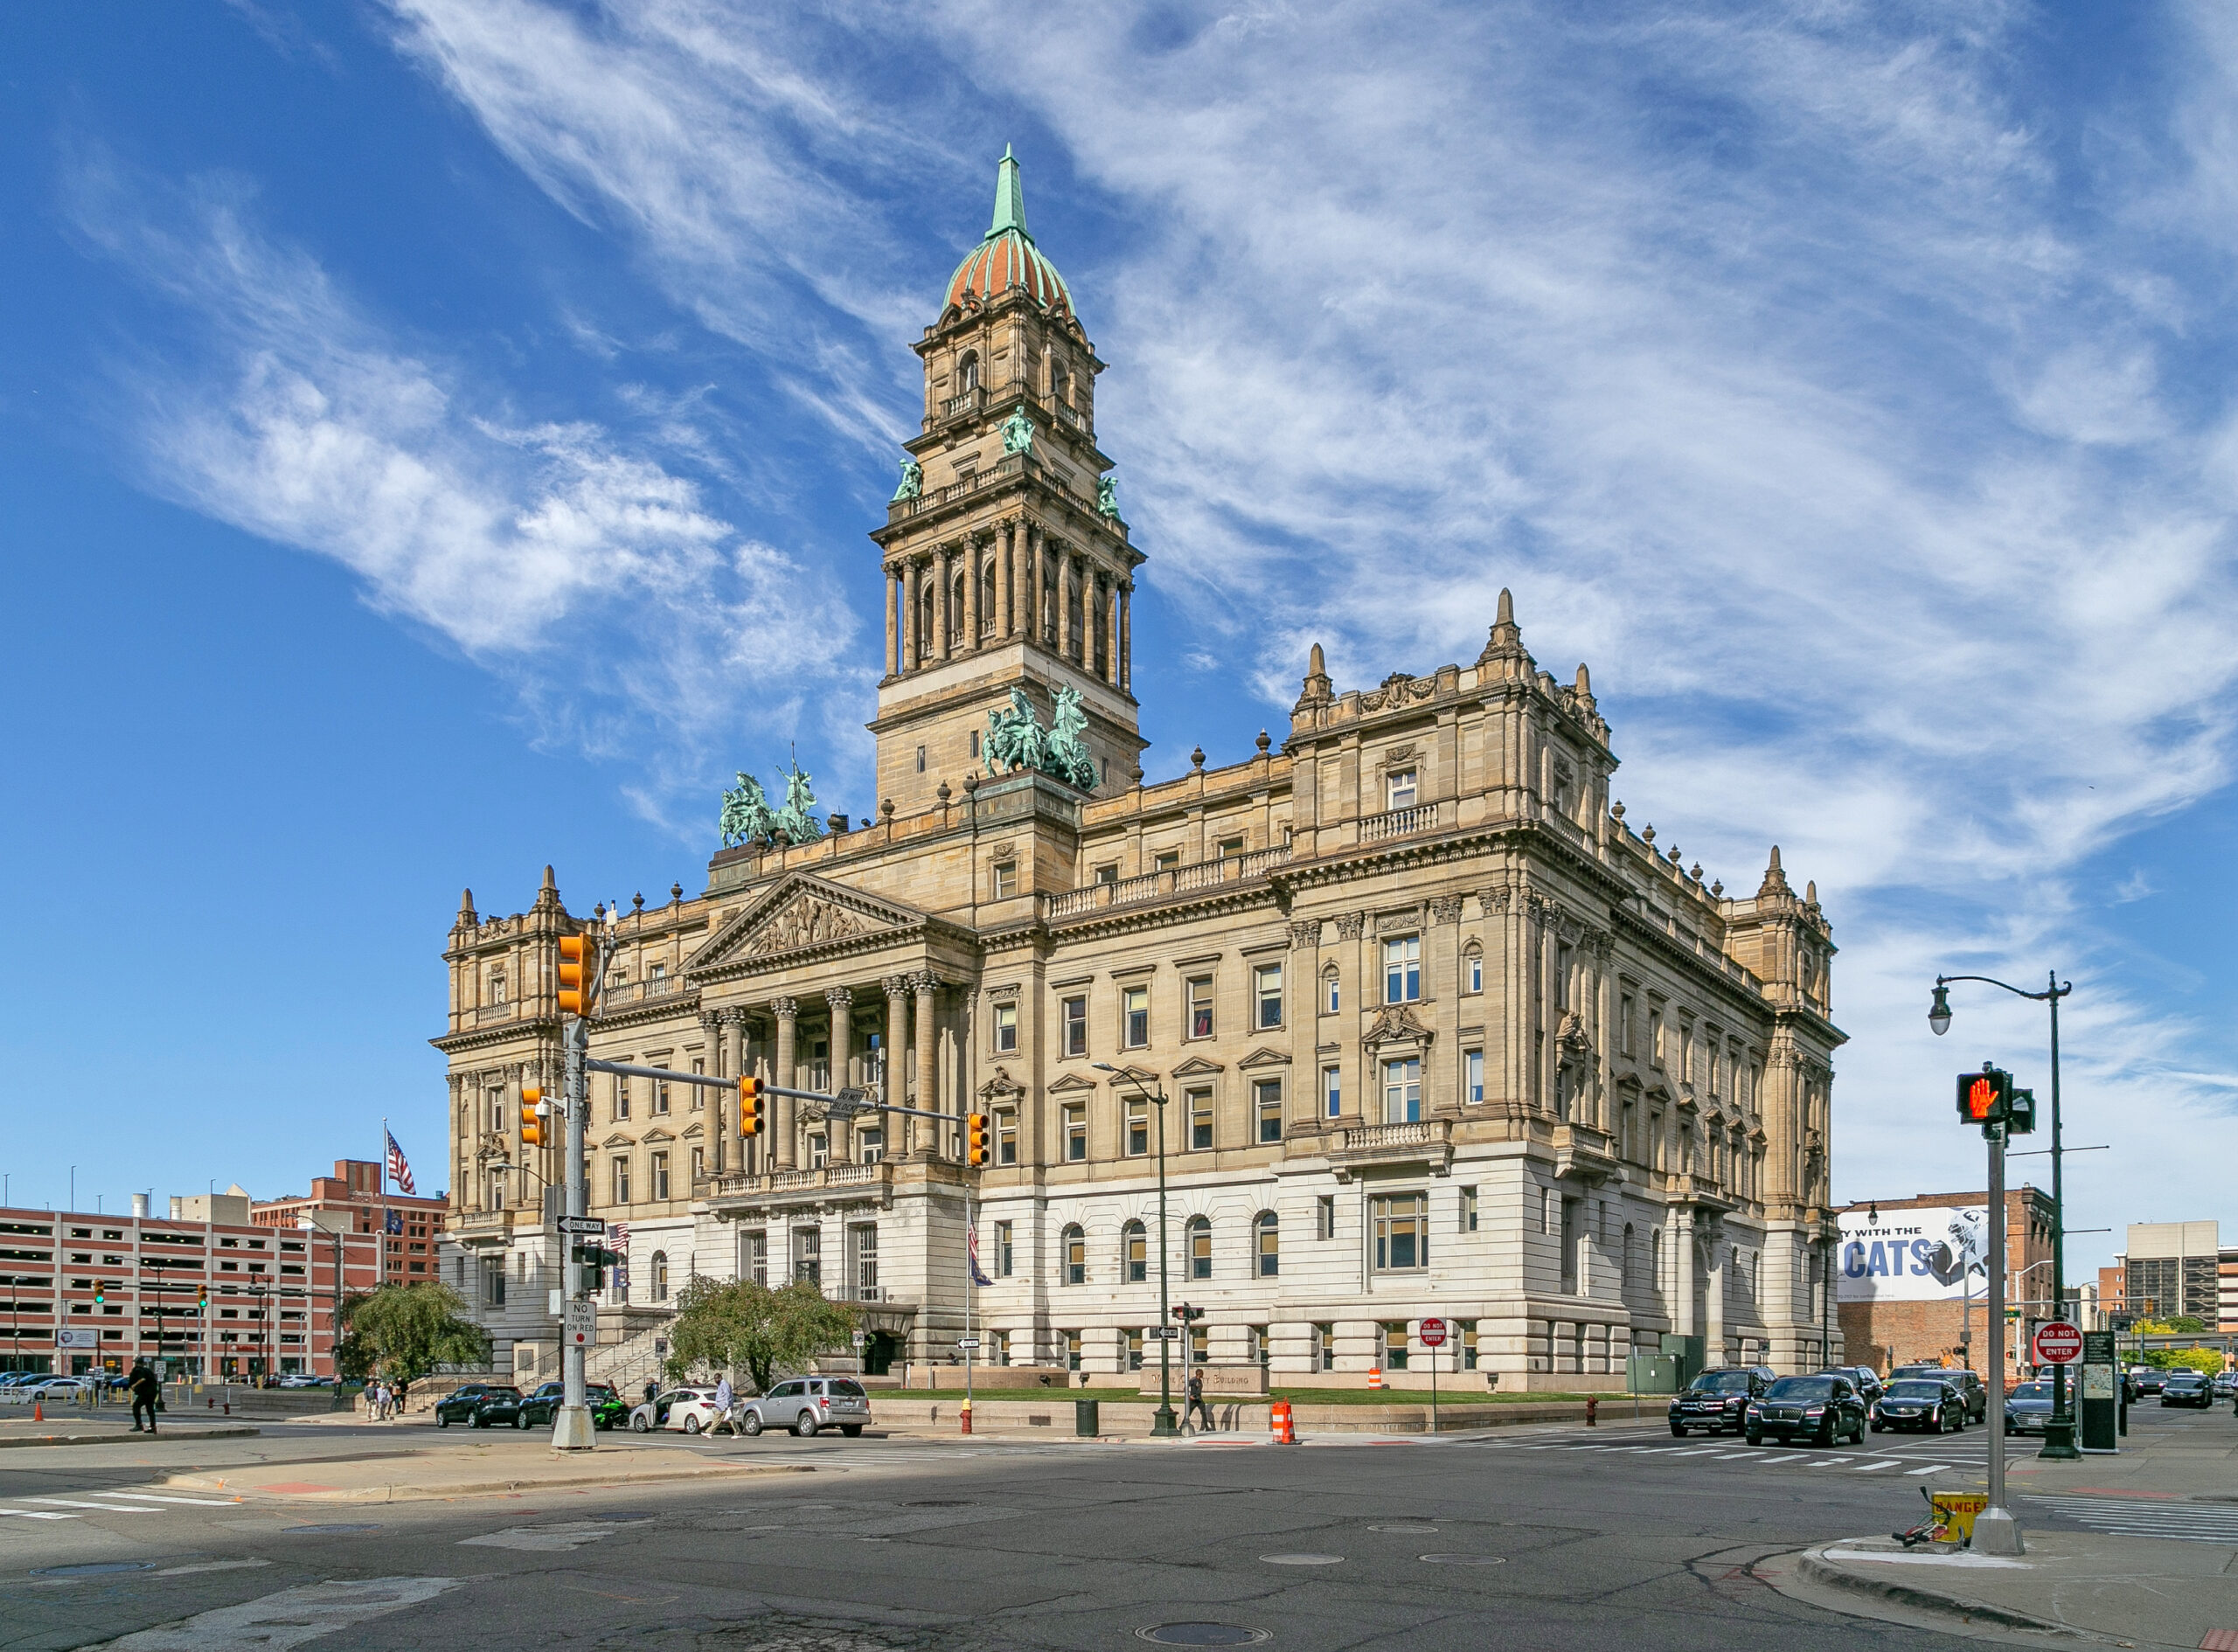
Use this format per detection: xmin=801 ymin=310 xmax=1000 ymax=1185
xmin=1217 ymin=835 xmax=1247 ymax=859
xmin=1316 ymin=1194 xmax=1336 ymax=1240
xmin=1461 ymin=1320 xmax=1479 ymax=1371
xmin=691 ymin=1056 xmax=705 ymax=1109
xmin=1621 ymin=994 xmax=1636 ymax=1056
xmin=1466 ymin=952 xmax=1483 ymax=994
xmin=1383 ymin=936 xmax=1421 ymax=1003
xmin=1123 ymin=985 xmax=1150 ymax=1049
xmin=791 ymin=1226 xmax=821 ymax=1287
xmin=1323 ymin=1065 xmax=1342 ymax=1118
xmin=1255 ymin=1079 xmax=1283 ymax=1144
xmin=1461 ymin=1186 xmax=1478 ymax=1232
xmin=990 ymin=1329 xmax=1010 ymax=1367
xmin=611 ymin=1157 xmax=631 ymax=1204
xmin=1127 ymin=1328 xmax=1144 ymax=1371
xmin=1065 ymin=1105 xmax=1088 ymax=1162
xmin=654 ymin=1079 xmax=670 ymax=1116
xmin=1383 ymin=1321 xmax=1411 ymax=1371
xmin=994 ymin=1002 xmax=1018 ymax=1053
xmin=994 ymin=1220 xmax=1013 ymax=1277
xmin=1324 ymin=971 xmax=1340 ymax=1015
xmin=1254 ymin=1324 xmax=1270 ymax=1368
xmin=996 ymin=1109 xmax=1018 ymax=1166
xmin=650 ymin=1153 xmax=670 ymax=1201
xmin=1065 ymin=1329 xmax=1082 ymax=1372
xmin=807 ymin=1135 xmax=828 ymax=1170
xmin=991 ymin=861 xmax=1016 ymax=899
xmin=740 ymin=1231 xmax=768 ymax=1286
xmin=1186 ymin=976 xmax=1214 ymax=1039
xmin=1188 ymin=1088 xmax=1213 ymax=1151
xmin=1095 ymin=863 xmax=1120 ymax=885
xmin=1555 ymin=942 xmax=1574 ymax=1012
xmin=1381 ymin=1057 xmax=1421 ymax=1124
xmin=1464 ymin=1048 xmax=1484 ymax=1105
xmin=1061 ymin=996 xmax=1088 ymax=1058
xmin=1189 ymin=1324 xmax=1208 ymax=1364
xmin=1154 ymin=850 xmax=1180 ymax=871
xmin=858 ymin=1127 xmax=883 ymax=1163
xmin=614 ymin=1077 xmax=630 ymax=1121
xmin=1372 ymin=1193 xmax=1428 ymax=1271
xmin=915 ymin=745 xmax=927 ymax=773
xmin=1650 ymin=1009 xmax=1665 ymax=1067
xmin=482 ymin=1255 xmax=506 ymax=1307
xmin=851 ymin=1224 xmax=879 ymax=1299
xmin=1387 ymin=768 xmax=1418 ymax=810
xmin=1317 ymin=1322 xmax=1336 ymax=1371
xmin=1255 ymin=963 xmax=1282 ymax=1030
xmin=1126 ymin=1099 xmax=1150 ymax=1157
xmin=1560 ymin=1197 xmax=1580 ymax=1294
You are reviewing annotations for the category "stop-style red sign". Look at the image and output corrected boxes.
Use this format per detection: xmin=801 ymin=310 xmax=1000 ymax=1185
xmin=1419 ymin=1317 xmax=1449 ymax=1348
xmin=2033 ymin=1321 xmax=2083 ymax=1364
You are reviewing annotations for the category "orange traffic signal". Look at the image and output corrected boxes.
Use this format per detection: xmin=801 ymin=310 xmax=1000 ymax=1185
xmin=965 ymin=1111 xmax=990 ymax=1168
xmin=737 ymin=1076 xmax=761 ymax=1137
xmin=520 ymin=1086 xmax=547 ymax=1147
xmin=558 ymin=934 xmax=593 ymax=1016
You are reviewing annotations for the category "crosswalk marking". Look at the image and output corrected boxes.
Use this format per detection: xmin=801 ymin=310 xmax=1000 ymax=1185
xmin=0 ymin=1510 xmax=73 ymax=1520
xmin=1715 ymin=1451 xmax=1766 ymax=1460
xmin=93 ymin=1492 xmax=241 ymax=1507
xmin=2026 ymin=1494 xmax=2238 ymax=1544
xmin=21 ymin=1497 xmax=156 ymax=1512
xmin=1905 ymin=1464 xmax=1957 ymax=1475
xmin=1849 ymin=1460 xmax=1904 ymax=1472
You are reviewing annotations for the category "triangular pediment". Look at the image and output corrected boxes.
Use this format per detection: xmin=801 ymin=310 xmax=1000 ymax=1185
xmin=1171 ymin=1055 xmax=1225 ymax=1077
xmin=1048 ymin=1072 xmax=1099 ymax=1094
xmin=641 ymin=1127 xmax=676 ymax=1144
xmin=979 ymin=1065 xmax=1025 ymax=1100
xmin=1237 ymin=1045 xmax=1290 ymax=1069
xmin=687 ymin=871 xmax=929 ymax=975
xmin=600 ymin=1132 xmax=635 ymax=1149
xmin=681 ymin=1121 xmax=704 ymax=1138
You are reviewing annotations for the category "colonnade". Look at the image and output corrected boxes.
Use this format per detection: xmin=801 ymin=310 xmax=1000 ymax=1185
xmin=883 ymin=516 xmax=1129 ymax=693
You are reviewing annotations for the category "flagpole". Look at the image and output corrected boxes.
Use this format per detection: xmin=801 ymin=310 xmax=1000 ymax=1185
xmin=379 ymin=1118 xmax=390 ymax=1295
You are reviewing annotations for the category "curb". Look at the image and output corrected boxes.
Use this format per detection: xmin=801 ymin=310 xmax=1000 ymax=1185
xmin=1795 ymin=1548 xmax=2080 ymax=1638
xmin=0 ymin=1427 xmax=262 ymax=1449
xmin=166 ymin=1461 xmax=816 ymax=1504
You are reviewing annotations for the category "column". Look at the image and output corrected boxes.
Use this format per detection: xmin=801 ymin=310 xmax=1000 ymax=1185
xmin=772 ymin=997 xmax=798 ymax=1171
xmin=883 ymin=975 xmax=910 ymax=1158
xmin=901 ymin=559 xmax=920 ymax=671
xmin=963 ymin=538 xmax=982 ymax=650
xmin=914 ymin=973 xmax=942 ymax=1158
xmin=1025 ymin=526 xmax=1042 ymax=644
xmin=1706 ymin=1237 xmax=1727 ymax=1364
xmin=1287 ymin=920 xmax=1321 ymax=1131
xmin=884 ymin=568 xmax=899 ymax=676
xmin=825 ymin=987 xmax=854 ymax=1162
xmin=1671 ymin=1207 xmax=1696 ymax=1339
xmin=1337 ymin=913 xmax=1366 ymax=1124
xmin=997 ymin=522 xmax=1014 ymax=637
xmin=1106 ymin=571 xmax=1122 ymax=685
xmin=935 ymin=546 xmax=954 ymax=663
xmin=1117 ymin=582 xmax=1131 ymax=692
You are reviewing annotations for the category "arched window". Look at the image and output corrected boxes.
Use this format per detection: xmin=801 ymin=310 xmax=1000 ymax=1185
xmin=957 ymin=350 xmax=980 ymax=392
xmin=1621 ymin=1224 xmax=1634 ymax=1290
xmin=1062 ymin=1224 xmax=1086 ymax=1286
xmin=950 ymin=571 xmax=966 ymax=642
xmin=917 ymin=582 xmax=935 ymax=662
xmin=1122 ymin=1219 xmax=1147 ymax=1283
xmin=1187 ymin=1215 xmax=1212 ymax=1281
xmin=1051 ymin=363 xmax=1069 ymax=405
xmin=1463 ymin=946 xmax=1483 ymax=995
xmin=650 ymin=1250 xmax=670 ymax=1301
xmin=979 ymin=557 xmax=997 ymax=635
xmin=1323 ymin=964 xmax=1340 ymax=1015
xmin=1255 ymin=1211 xmax=1279 ymax=1278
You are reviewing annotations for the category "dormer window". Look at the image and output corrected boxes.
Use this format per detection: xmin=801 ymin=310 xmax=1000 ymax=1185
xmin=958 ymin=351 xmax=980 ymax=392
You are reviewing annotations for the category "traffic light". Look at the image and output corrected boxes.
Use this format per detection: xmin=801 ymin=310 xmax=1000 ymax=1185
xmin=1957 ymin=1066 xmax=2011 ymax=1126
xmin=1171 ymin=1302 xmax=1205 ymax=1323
xmin=573 ymin=1244 xmax=622 ymax=1292
xmin=2006 ymin=1086 xmax=2038 ymax=1135
xmin=520 ymin=1086 xmax=548 ymax=1148
xmin=737 ymin=1076 xmax=761 ymax=1138
xmin=558 ymin=933 xmax=593 ymax=1016
xmin=94 ymin=1282 xmax=105 ymax=1307
xmin=965 ymin=1111 xmax=990 ymax=1168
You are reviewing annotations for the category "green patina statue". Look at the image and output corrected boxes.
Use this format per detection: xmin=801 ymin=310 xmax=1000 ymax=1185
xmin=999 ymin=405 xmax=1034 ymax=457
xmin=719 ymin=760 xmax=824 ymax=848
xmin=890 ymin=458 xmax=922 ymax=503
xmin=1096 ymin=475 xmax=1118 ymax=517
xmin=985 ymin=685 xmax=1097 ymax=793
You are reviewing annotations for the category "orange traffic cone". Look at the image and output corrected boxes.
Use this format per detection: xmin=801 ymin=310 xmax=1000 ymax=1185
xmin=32 ymin=1399 xmax=43 ymax=1423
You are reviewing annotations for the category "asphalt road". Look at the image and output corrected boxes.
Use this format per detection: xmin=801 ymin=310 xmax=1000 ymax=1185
xmin=0 ymin=1406 xmax=2215 ymax=1652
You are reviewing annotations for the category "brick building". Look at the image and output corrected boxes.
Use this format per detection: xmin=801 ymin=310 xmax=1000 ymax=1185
xmin=1835 ymin=1186 xmax=2055 ymax=1375
xmin=252 ymin=1159 xmax=448 ymax=1288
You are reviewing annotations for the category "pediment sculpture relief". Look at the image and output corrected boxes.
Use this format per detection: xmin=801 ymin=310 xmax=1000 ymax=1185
xmin=750 ymin=896 xmax=867 ymax=954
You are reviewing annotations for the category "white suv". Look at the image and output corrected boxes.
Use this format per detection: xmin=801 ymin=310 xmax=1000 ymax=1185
xmin=738 ymin=1378 xmax=869 ymax=1438
xmin=626 ymin=1385 xmax=726 ymax=1434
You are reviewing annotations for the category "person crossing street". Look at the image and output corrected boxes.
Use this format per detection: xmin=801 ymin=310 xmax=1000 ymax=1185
xmin=127 ymin=1363 xmax=160 ymax=1434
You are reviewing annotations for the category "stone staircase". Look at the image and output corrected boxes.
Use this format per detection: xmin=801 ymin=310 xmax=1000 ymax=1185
xmin=585 ymin=1315 xmax=677 ymax=1398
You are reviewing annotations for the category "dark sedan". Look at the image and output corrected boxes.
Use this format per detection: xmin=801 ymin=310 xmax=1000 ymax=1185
xmin=2002 ymin=1379 xmax=2055 ymax=1434
xmin=2130 ymin=1367 xmax=2165 ymax=1396
xmin=1745 ymin=1373 xmax=1868 ymax=1447
xmin=1891 ymin=1363 xmax=1986 ymax=1422
xmin=1668 ymin=1367 xmax=1775 ymax=1437
xmin=518 ymin=1381 xmax=628 ymax=1430
xmin=2159 ymin=1372 xmax=2214 ymax=1408
xmin=1871 ymin=1378 xmax=1966 ymax=1434
xmin=469 ymin=1385 xmax=528 ymax=1428
xmin=432 ymin=1383 xmax=497 ymax=1426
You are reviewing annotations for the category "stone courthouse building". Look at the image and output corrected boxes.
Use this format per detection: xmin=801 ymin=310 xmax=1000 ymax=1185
xmin=435 ymin=155 xmax=1845 ymax=1388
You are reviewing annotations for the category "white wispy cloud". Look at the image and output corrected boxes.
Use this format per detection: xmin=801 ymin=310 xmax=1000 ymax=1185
xmin=65 ymin=153 xmax=855 ymax=777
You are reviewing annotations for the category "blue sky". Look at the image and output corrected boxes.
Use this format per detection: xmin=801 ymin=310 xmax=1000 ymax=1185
xmin=3 ymin=2 xmax=2235 ymax=1276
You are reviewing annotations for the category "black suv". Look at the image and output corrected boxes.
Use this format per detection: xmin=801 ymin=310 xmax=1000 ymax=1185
xmin=1891 ymin=1363 xmax=1985 ymax=1423
xmin=1745 ymin=1372 xmax=1869 ymax=1447
xmin=519 ymin=1381 xmax=628 ymax=1430
xmin=433 ymin=1383 xmax=522 ymax=1428
xmin=2159 ymin=1371 xmax=2214 ymax=1408
xmin=1668 ymin=1366 xmax=1776 ymax=1436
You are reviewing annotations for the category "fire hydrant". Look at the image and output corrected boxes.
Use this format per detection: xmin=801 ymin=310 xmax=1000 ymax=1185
xmin=1585 ymin=1396 xmax=1599 ymax=1427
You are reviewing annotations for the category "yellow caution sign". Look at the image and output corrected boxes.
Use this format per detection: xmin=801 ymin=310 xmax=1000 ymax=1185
xmin=1931 ymin=1492 xmax=1990 ymax=1543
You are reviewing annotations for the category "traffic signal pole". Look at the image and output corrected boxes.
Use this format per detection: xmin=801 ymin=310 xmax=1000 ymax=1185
xmin=1975 ymin=1114 xmax=2022 ymax=1554
xmin=553 ymin=1010 xmax=594 ymax=1451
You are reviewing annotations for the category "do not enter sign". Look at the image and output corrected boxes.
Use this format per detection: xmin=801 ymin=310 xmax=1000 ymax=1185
xmin=2033 ymin=1321 xmax=2083 ymax=1364
xmin=1419 ymin=1317 xmax=1449 ymax=1348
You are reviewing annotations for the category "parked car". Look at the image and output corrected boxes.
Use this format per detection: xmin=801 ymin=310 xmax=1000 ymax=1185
xmin=735 ymin=1377 xmax=871 ymax=1439
xmin=1890 ymin=1363 xmax=1986 ymax=1423
xmin=1744 ymin=1373 xmax=1868 ymax=1447
xmin=2129 ymin=1367 xmax=2165 ymax=1397
xmin=433 ymin=1383 xmax=503 ymax=1427
xmin=2159 ymin=1371 xmax=2214 ymax=1408
xmin=2002 ymin=1379 xmax=2056 ymax=1434
xmin=1871 ymin=1378 xmax=1967 ymax=1434
xmin=468 ymin=1386 xmax=528 ymax=1428
xmin=518 ymin=1381 xmax=628 ymax=1430
xmin=2211 ymin=1372 xmax=2236 ymax=1399
xmin=1667 ymin=1367 xmax=1776 ymax=1437
xmin=1828 ymin=1366 xmax=1886 ymax=1403
xmin=24 ymin=1378 xmax=94 ymax=1404
xmin=628 ymin=1385 xmax=728 ymax=1434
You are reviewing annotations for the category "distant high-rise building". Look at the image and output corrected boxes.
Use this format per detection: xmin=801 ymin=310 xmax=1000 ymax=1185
xmin=2121 ymin=1221 xmax=2221 ymax=1322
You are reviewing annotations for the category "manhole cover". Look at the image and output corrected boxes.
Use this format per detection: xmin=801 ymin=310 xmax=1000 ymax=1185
xmin=283 ymin=1524 xmax=381 ymax=1534
xmin=33 ymin=1562 xmax=153 ymax=1578
xmin=1370 ymin=1524 xmax=1440 ymax=1533
xmin=1137 ymin=1627 xmax=1270 ymax=1647
xmin=1259 ymin=1553 xmax=1343 ymax=1565
xmin=1420 ymin=1553 xmax=1505 ymax=1565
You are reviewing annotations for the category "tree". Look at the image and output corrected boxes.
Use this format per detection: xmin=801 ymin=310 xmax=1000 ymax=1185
xmin=336 ymin=1281 xmax=491 ymax=1383
xmin=664 ymin=1276 xmax=856 ymax=1393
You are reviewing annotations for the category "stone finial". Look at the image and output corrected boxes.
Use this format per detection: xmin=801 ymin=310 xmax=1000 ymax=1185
xmin=937 ymin=781 xmax=952 ymax=802
xmin=1667 ymin=845 xmax=1681 ymax=865
xmin=1296 ymin=642 xmax=1333 ymax=709
xmin=1256 ymin=729 xmax=1271 ymax=755
xmin=1758 ymin=844 xmax=1792 ymax=898
xmin=458 ymin=888 xmax=476 ymax=920
xmin=534 ymin=865 xmax=561 ymax=912
xmin=670 ymin=882 xmax=684 ymax=903
xmin=1477 ymin=586 xmax=1528 ymax=666
xmin=1310 ymin=642 xmax=1324 ymax=674
xmin=881 ymin=797 xmax=896 ymax=821
xmin=1711 ymin=879 xmax=1724 ymax=899
xmin=1130 ymin=765 xmax=1146 ymax=786
xmin=963 ymin=772 xmax=980 ymax=791
xmin=541 ymin=864 xmax=555 ymax=890
xmin=827 ymin=812 xmax=850 ymax=833
xmin=1609 ymin=802 xmax=1624 ymax=823
xmin=632 ymin=891 xmax=645 ymax=911
xmin=1642 ymin=823 xmax=1656 ymax=846
xmin=1574 ymin=663 xmax=1596 ymax=715
xmin=1806 ymin=879 xmax=1818 ymax=906
xmin=1191 ymin=745 xmax=1206 ymax=771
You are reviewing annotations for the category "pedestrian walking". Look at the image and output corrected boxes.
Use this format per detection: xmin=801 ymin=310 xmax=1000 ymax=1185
xmin=712 ymin=1375 xmax=734 ymax=1435
xmin=128 ymin=1363 xmax=160 ymax=1434
xmin=644 ymin=1378 xmax=659 ymax=1409
xmin=1186 ymin=1372 xmax=1215 ymax=1433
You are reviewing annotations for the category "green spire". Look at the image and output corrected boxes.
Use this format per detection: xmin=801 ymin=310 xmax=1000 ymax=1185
xmin=988 ymin=144 xmax=1028 ymax=240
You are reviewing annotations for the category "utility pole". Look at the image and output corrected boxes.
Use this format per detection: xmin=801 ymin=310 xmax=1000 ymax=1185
xmin=551 ymin=922 xmax=604 ymax=1452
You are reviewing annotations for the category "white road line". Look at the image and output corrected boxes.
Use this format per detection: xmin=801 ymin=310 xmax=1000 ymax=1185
xmin=91 ymin=1575 xmax=463 ymax=1649
xmin=19 ymin=1497 xmax=156 ymax=1511
xmin=1715 ymin=1451 xmax=1767 ymax=1460
xmin=1850 ymin=1460 xmax=1905 ymax=1472
xmin=1665 ymin=1447 xmax=1727 ymax=1456
xmin=0 ymin=1509 xmax=75 ymax=1520
xmin=90 ymin=1493 xmax=241 ymax=1507
xmin=1905 ymin=1464 xmax=1957 ymax=1475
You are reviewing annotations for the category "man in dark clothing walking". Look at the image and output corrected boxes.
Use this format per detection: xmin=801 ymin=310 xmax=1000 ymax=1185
xmin=128 ymin=1364 xmax=160 ymax=1433
xmin=1185 ymin=1372 xmax=1215 ymax=1433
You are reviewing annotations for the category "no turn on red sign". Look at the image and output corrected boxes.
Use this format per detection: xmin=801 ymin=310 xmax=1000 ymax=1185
xmin=1418 ymin=1317 xmax=1449 ymax=1348
xmin=2033 ymin=1321 xmax=2083 ymax=1364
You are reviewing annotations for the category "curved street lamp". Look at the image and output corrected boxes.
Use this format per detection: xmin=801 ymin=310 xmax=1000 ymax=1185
xmin=1094 ymin=1063 xmax=1177 ymax=1437
xmin=1928 ymin=969 xmax=2080 ymax=1461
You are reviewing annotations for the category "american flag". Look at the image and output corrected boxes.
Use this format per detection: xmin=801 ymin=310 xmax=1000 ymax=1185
xmin=385 ymin=1129 xmax=417 ymax=1196
xmin=966 ymin=1220 xmax=993 ymax=1287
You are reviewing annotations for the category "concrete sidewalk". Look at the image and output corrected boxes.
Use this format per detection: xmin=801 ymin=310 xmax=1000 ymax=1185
xmin=158 ymin=1437 xmax=818 ymax=1504
xmin=1767 ymin=1531 xmax=2238 ymax=1650
xmin=0 ymin=1416 xmax=261 ymax=1448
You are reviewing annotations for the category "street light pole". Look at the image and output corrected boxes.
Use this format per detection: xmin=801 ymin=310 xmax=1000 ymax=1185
xmin=1097 ymin=1065 xmax=1177 ymax=1437
xmin=1929 ymin=970 xmax=2080 ymax=1461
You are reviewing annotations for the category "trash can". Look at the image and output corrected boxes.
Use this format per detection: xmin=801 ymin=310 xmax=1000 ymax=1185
xmin=1074 ymin=1398 xmax=1100 ymax=1438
